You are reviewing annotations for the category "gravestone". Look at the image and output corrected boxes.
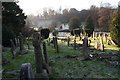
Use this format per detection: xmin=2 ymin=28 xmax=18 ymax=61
xmin=19 ymin=33 xmax=28 ymax=54
xmin=43 ymin=42 xmax=51 ymax=74
xmin=33 ymin=32 xmax=49 ymax=79
xmin=100 ymin=44 xmax=104 ymax=51
xmin=10 ymin=39 xmax=17 ymax=58
xmin=94 ymin=42 xmax=98 ymax=49
xmin=53 ymin=37 xmax=55 ymax=49
xmin=14 ymin=37 xmax=18 ymax=46
xmin=43 ymin=42 xmax=48 ymax=64
xmin=19 ymin=33 xmax=24 ymax=51
xmin=54 ymin=36 xmax=59 ymax=53
xmin=20 ymin=63 xmax=34 ymax=80
xmin=67 ymin=36 xmax=70 ymax=46
xmin=82 ymin=37 xmax=89 ymax=59
xmin=100 ymin=37 xmax=103 ymax=44
xmin=94 ymin=42 xmax=104 ymax=51
xmin=103 ymin=34 xmax=107 ymax=43
xmin=17 ymin=36 xmax=20 ymax=46
xmin=73 ymin=37 xmax=76 ymax=50
xmin=26 ymin=41 xmax=30 ymax=49
xmin=88 ymin=40 xmax=91 ymax=47
xmin=33 ymin=32 xmax=43 ymax=73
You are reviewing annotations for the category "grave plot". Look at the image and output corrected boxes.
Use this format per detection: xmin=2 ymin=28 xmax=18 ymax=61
xmin=47 ymin=39 xmax=120 ymax=78
xmin=2 ymin=34 xmax=120 ymax=79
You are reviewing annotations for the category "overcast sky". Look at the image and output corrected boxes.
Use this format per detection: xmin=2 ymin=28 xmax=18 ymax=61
xmin=17 ymin=0 xmax=120 ymax=15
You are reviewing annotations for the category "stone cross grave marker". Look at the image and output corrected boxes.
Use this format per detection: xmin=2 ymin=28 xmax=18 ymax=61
xmin=33 ymin=32 xmax=43 ymax=73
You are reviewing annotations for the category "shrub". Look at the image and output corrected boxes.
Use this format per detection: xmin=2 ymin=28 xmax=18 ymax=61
xmin=110 ymin=12 xmax=120 ymax=46
xmin=41 ymin=28 xmax=50 ymax=39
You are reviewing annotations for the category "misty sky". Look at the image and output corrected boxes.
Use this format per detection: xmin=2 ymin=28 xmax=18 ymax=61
xmin=17 ymin=0 xmax=120 ymax=15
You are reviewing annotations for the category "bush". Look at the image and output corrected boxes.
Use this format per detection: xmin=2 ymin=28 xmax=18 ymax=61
xmin=2 ymin=2 xmax=26 ymax=47
xmin=41 ymin=28 xmax=50 ymax=39
xmin=70 ymin=30 xmax=74 ymax=36
xmin=2 ymin=26 xmax=15 ymax=47
xmin=84 ymin=30 xmax=93 ymax=37
xmin=84 ymin=16 xmax=94 ymax=37
xmin=68 ymin=16 xmax=80 ymax=30
xmin=70 ymin=29 xmax=81 ymax=36
xmin=110 ymin=13 xmax=120 ymax=46
xmin=74 ymin=29 xmax=81 ymax=36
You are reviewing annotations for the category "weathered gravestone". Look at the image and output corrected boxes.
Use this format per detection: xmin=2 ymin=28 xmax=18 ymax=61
xmin=73 ymin=38 xmax=76 ymax=50
xmin=53 ymin=36 xmax=59 ymax=53
xmin=100 ymin=44 xmax=104 ymax=51
xmin=94 ymin=42 xmax=98 ymax=49
xmin=14 ymin=37 xmax=18 ymax=46
xmin=32 ymin=32 xmax=49 ymax=79
xmin=67 ymin=36 xmax=70 ymax=47
xmin=26 ymin=41 xmax=30 ymax=49
xmin=19 ymin=33 xmax=24 ymax=51
xmin=82 ymin=37 xmax=90 ymax=59
xmin=53 ymin=37 xmax=55 ymax=49
xmin=88 ymin=39 xmax=91 ymax=47
xmin=20 ymin=63 xmax=34 ymax=80
xmin=103 ymin=34 xmax=107 ymax=43
xmin=19 ymin=33 xmax=28 ymax=54
xmin=100 ymin=37 xmax=103 ymax=44
xmin=43 ymin=42 xmax=48 ymax=64
xmin=33 ymin=33 xmax=43 ymax=73
xmin=10 ymin=39 xmax=17 ymax=58
xmin=94 ymin=42 xmax=104 ymax=51
xmin=43 ymin=42 xmax=51 ymax=74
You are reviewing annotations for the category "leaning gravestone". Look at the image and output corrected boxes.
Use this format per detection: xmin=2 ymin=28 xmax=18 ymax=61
xmin=82 ymin=37 xmax=89 ymax=59
xmin=33 ymin=32 xmax=48 ymax=79
xmin=55 ymin=36 xmax=59 ymax=53
xmin=19 ymin=33 xmax=24 ymax=51
xmin=43 ymin=42 xmax=48 ymax=64
xmin=43 ymin=42 xmax=51 ymax=74
xmin=33 ymin=33 xmax=43 ymax=73
xmin=94 ymin=42 xmax=98 ymax=49
xmin=53 ymin=37 xmax=55 ymax=49
xmin=19 ymin=33 xmax=28 ymax=54
xmin=100 ymin=44 xmax=104 ymax=51
xmin=10 ymin=39 xmax=17 ymax=58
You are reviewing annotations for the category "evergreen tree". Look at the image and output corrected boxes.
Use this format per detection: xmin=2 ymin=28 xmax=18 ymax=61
xmin=84 ymin=15 xmax=94 ymax=37
xmin=68 ymin=16 xmax=80 ymax=30
xmin=110 ymin=12 xmax=120 ymax=46
xmin=2 ymin=2 xmax=27 ymax=47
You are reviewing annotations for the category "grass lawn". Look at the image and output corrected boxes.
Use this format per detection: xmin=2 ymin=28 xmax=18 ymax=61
xmin=2 ymin=39 xmax=120 ymax=79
